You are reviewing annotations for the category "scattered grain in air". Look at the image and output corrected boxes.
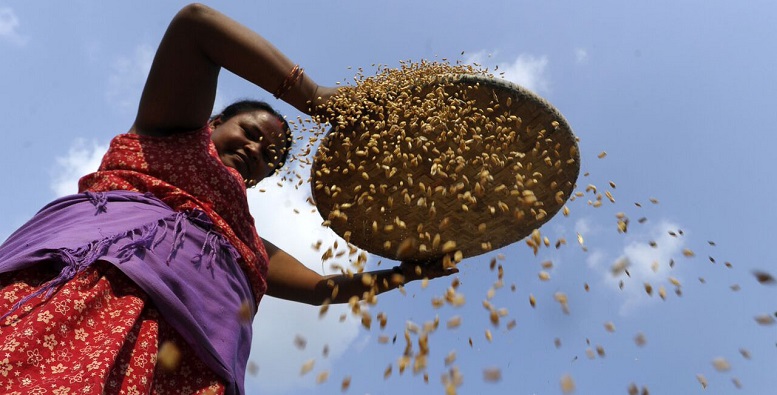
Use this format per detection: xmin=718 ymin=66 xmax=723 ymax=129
xmin=383 ymin=365 xmax=392 ymax=379
xmin=696 ymin=374 xmax=708 ymax=389
xmin=628 ymin=383 xmax=639 ymax=395
xmin=585 ymin=348 xmax=596 ymax=359
xmin=396 ymin=238 xmax=417 ymax=259
xmin=485 ymin=329 xmax=493 ymax=342
xmin=157 ymin=341 xmax=182 ymax=372
xmin=300 ymin=359 xmax=315 ymax=375
xmin=447 ymin=316 xmax=462 ymax=329
xmin=712 ymin=357 xmax=731 ymax=372
xmin=754 ymin=314 xmax=775 ymax=325
xmin=611 ymin=257 xmax=630 ymax=276
xmin=486 ymin=287 xmax=495 ymax=300
xmin=682 ymin=249 xmax=695 ymax=257
xmin=732 ymin=378 xmax=742 ymax=389
xmin=604 ymin=321 xmax=616 ymax=332
xmin=597 ymin=151 xmax=607 ymax=159
xmin=538 ymin=271 xmax=551 ymax=281
xmin=753 ymin=270 xmax=776 ymax=285
xmin=529 ymin=294 xmax=536 ymax=308
xmin=596 ymin=345 xmax=606 ymax=357
xmin=730 ymin=284 xmax=741 ymax=291
xmin=644 ymin=283 xmax=653 ymax=296
xmin=506 ymin=319 xmax=517 ymax=330
xmin=445 ymin=351 xmax=457 ymax=366
xmin=554 ymin=338 xmax=562 ymax=348
xmin=634 ymin=332 xmax=647 ymax=346
xmin=294 ymin=335 xmax=307 ymax=350
xmin=341 ymin=376 xmax=351 ymax=392
xmin=554 ymin=292 xmax=570 ymax=314
xmin=609 ymin=181 xmax=617 ymax=188
xmin=483 ymin=367 xmax=502 ymax=382
xmin=378 ymin=335 xmax=390 ymax=344
xmin=739 ymin=348 xmax=751 ymax=359
xmin=489 ymin=310 xmax=499 ymax=326
xmin=649 ymin=197 xmax=659 ymax=204
xmin=247 ymin=361 xmax=259 ymax=376
xmin=421 ymin=278 xmax=429 ymax=288
xmin=560 ymin=374 xmax=575 ymax=394
xmin=237 ymin=300 xmax=252 ymax=322
xmin=317 ymin=371 xmax=329 ymax=384
xmin=658 ymin=286 xmax=667 ymax=300
xmin=584 ymin=283 xmax=590 ymax=292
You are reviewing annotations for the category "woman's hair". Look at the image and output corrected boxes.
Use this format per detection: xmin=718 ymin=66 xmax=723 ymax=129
xmin=212 ymin=100 xmax=293 ymax=176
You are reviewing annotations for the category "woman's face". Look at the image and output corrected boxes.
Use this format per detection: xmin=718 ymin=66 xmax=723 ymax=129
xmin=210 ymin=110 xmax=286 ymax=184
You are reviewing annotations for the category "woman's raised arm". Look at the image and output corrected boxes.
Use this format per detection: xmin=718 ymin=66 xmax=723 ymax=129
xmin=132 ymin=3 xmax=331 ymax=135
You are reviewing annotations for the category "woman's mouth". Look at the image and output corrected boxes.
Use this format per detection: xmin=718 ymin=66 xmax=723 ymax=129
xmin=234 ymin=151 xmax=251 ymax=178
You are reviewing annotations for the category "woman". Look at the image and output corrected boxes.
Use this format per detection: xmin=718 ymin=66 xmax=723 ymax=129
xmin=0 ymin=4 xmax=456 ymax=395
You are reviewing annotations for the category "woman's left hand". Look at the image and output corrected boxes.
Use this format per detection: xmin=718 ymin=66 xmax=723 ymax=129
xmin=398 ymin=258 xmax=460 ymax=283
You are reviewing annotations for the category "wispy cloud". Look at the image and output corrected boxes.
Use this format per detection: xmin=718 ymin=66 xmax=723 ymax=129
xmin=50 ymin=139 xmax=107 ymax=197
xmin=575 ymin=48 xmax=589 ymax=64
xmin=106 ymin=44 xmax=154 ymax=112
xmin=245 ymin=175 xmax=364 ymax=393
xmin=588 ymin=219 xmax=687 ymax=315
xmin=465 ymin=51 xmax=550 ymax=94
xmin=0 ymin=7 xmax=28 ymax=46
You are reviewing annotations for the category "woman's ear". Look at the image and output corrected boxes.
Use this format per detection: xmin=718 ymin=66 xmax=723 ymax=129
xmin=209 ymin=115 xmax=223 ymax=129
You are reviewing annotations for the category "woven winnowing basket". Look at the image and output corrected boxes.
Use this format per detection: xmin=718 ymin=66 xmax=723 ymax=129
xmin=311 ymin=74 xmax=580 ymax=262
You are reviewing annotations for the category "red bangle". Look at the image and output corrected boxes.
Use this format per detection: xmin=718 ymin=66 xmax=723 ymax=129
xmin=273 ymin=65 xmax=304 ymax=99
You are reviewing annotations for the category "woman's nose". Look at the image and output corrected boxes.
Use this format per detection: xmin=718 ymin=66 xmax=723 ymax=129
xmin=245 ymin=141 xmax=261 ymax=162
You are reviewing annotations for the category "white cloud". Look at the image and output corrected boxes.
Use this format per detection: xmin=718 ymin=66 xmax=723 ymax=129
xmin=595 ymin=220 xmax=687 ymax=315
xmin=575 ymin=217 xmax=592 ymax=236
xmin=51 ymin=139 xmax=108 ymax=197
xmin=465 ymin=51 xmax=550 ymax=94
xmin=106 ymin=44 xmax=154 ymax=112
xmin=575 ymin=48 xmax=589 ymax=64
xmin=245 ymin=173 xmax=365 ymax=393
xmin=0 ymin=7 xmax=28 ymax=46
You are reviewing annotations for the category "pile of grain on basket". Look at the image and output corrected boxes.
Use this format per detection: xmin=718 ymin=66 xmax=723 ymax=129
xmin=310 ymin=60 xmax=580 ymax=267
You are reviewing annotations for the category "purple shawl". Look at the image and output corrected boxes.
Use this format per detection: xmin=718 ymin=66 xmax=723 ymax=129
xmin=0 ymin=191 xmax=254 ymax=395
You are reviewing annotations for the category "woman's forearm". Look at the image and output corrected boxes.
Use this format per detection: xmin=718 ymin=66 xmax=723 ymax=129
xmin=134 ymin=3 xmax=325 ymax=134
xmin=314 ymin=268 xmax=408 ymax=305
xmin=178 ymin=4 xmax=321 ymax=113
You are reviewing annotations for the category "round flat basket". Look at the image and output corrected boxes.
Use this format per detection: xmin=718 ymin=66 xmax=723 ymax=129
xmin=311 ymin=73 xmax=580 ymax=262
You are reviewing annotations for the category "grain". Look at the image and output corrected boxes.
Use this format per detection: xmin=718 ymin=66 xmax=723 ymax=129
xmin=560 ymin=374 xmax=575 ymax=393
xmin=157 ymin=341 xmax=182 ymax=372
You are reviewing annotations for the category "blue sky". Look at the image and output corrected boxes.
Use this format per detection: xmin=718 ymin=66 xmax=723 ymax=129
xmin=2 ymin=1 xmax=777 ymax=394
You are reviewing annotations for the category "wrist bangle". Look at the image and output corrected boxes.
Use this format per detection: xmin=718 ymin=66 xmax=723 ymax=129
xmin=273 ymin=65 xmax=304 ymax=99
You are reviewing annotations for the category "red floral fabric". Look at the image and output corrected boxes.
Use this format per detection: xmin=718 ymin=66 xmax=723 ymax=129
xmin=78 ymin=127 xmax=268 ymax=304
xmin=0 ymin=126 xmax=268 ymax=393
xmin=1 ymin=262 xmax=225 ymax=394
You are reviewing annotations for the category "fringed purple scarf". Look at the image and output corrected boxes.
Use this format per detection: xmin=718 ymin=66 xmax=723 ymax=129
xmin=0 ymin=191 xmax=255 ymax=395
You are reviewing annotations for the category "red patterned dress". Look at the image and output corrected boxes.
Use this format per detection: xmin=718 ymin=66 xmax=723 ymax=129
xmin=0 ymin=126 xmax=269 ymax=395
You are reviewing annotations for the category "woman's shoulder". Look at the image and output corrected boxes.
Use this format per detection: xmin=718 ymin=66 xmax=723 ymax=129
xmin=124 ymin=124 xmax=211 ymax=141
